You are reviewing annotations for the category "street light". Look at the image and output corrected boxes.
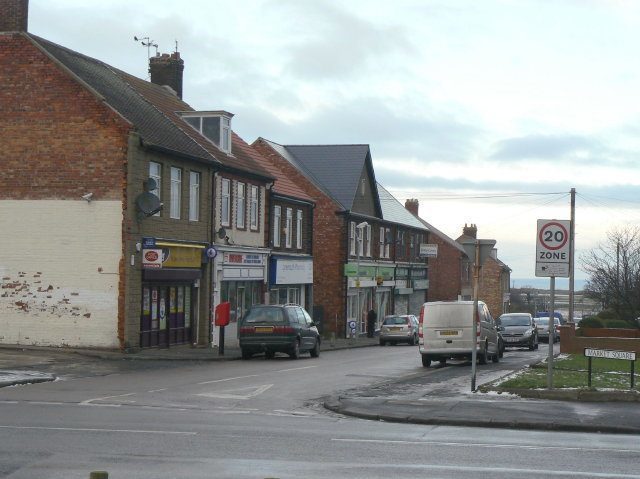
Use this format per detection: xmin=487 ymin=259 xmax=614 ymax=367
xmin=355 ymin=221 xmax=368 ymax=338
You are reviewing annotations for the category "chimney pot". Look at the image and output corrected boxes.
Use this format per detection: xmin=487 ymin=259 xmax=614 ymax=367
xmin=149 ymin=50 xmax=184 ymax=99
xmin=462 ymin=223 xmax=478 ymax=239
xmin=404 ymin=198 xmax=419 ymax=216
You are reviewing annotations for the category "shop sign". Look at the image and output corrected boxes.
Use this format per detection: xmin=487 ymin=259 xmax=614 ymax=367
xmin=344 ymin=264 xmax=376 ymax=277
xmin=420 ymin=243 xmax=438 ymax=258
xmin=225 ymin=253 xmax=264 ymax=265
xmin=142 ymin=237 xmax=156 ymax=248
xmin=413 ymin=279 xmax=429 ymax=290
xmin=142 ymin=249 xmax=163 ymax=269
xmin=376 ymin=266 xmax=395 ymax=281
xmin=395 ymin=267 xmax=409 ymax=279
xmin=274 ymin=259 xmax=313 ymax=284
xmin=161 ymin=246 xmax=202 ymax=268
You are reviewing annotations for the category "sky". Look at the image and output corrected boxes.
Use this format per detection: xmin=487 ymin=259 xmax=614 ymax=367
xmin=28 ymin=0 xmax=640 ymax=285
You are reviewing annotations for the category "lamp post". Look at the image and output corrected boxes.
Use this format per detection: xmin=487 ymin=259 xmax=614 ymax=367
xmin=355 ymin=221 xmax=368 ymax=338
xmin=460 ymin=238 xmax=497 ymax=392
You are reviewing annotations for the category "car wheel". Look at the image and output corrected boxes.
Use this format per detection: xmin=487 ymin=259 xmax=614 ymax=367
xmin=534 ymin=337 xmax=539 ymax=350
xmin=241 ymin=348 xmax=252 ymax=360
xmin=499 ymin=339 xmax=504 ymax=358
xmin=421 ymin=355 xmax=431 ymax=367
xmin=289 ymin=339 xmax=300 ymax=359
xmin=492 ymin=349 xmax=499 ymax=363
xmin=265 ymin=350 xmax=275 ymax=359
xmin=409 ymin=334 xmax=416 ymax=346
xmin=379 ymin=339 xmax=386 ymax=346
xmin=529 ymin=338 xmax=535 ymax=351
xmin=391 ymin=341 xmax=397 ymax=346
xmin=478 ymin=344 xmax=488 ymax=365
xmin=439 ymin=358 xmax=446 ymax=366
xmin=310 ymin=338 xmax=320 ymax=358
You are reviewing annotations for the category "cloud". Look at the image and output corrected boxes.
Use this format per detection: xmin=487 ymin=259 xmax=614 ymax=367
xmin=490 ymin=134 xmax=602 ymax=162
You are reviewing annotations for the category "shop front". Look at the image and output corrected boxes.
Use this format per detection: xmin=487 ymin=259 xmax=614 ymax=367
xmin=211 ymin=247 xmax=269 ymax=347
xmin=268 ymin=255 xmax=313 ymax=310
xmin=345 ymin=263 xmax=394 ymax=336
xmin=394 ymin=266 xmax=428 ymax=316
xmin=140 ymin=239 xmax=206 ymax=348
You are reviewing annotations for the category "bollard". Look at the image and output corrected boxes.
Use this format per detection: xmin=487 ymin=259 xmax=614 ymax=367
xmin=89 ymin=472 xmax=108 ymax=479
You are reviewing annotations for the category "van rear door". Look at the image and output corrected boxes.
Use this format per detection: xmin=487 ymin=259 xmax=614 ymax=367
xmin=422 ymin=303 xmax=473 ymax=351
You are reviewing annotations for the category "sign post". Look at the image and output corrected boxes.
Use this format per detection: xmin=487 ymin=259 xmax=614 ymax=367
xmin=536 ymin=219 xmax=571 ymax=389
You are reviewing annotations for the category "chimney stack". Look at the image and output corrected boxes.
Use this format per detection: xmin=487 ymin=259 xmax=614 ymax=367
xmin=405 ymin=198 xmax=419 ymax=216
xmin=462 ymin=223 xmax=477 ymax=239
xmin=149 ymin=51 xmax=184 ymax=99
xmin=1 ymin=0 xmax=29 ymax=32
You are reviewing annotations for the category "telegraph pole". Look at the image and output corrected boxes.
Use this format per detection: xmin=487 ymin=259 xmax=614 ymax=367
xmin=568 ymin=188 xmax=576 ymax=323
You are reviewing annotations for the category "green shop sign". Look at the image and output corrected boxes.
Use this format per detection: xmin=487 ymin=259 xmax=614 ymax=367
xmin=344 ymin=264 xmax=376 ymax=277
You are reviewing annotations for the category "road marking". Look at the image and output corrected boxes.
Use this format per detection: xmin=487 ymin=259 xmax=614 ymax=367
xmin=197 ymin=384 xmax=273 ymax=399
xmin=0 ymin=425 xmax=196 ymax=435
xmin=332 ymin=438 xmax=640 ymax=455
xmin=80 ymin=393 xmax=136 ymax=406
xmin=275 ymin=365 xmax=318 ymax=373
xmin=147 ymin=388 xmax=167 ymax=393
xmin=198 ymin=374 xmax=260 ymax=385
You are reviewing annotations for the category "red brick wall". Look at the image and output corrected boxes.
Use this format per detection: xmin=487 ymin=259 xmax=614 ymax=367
xmin=0 ymin=34 xmax=130 ymax=200
xmin=427 ymin=237 xmax=462 ymax=301
xmin=253 ymin=140 xmax=347 ymax=335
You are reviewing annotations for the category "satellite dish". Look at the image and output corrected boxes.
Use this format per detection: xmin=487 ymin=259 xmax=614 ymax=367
xmin=143 ymin=178 xmax=157 ymax=192
xmin=135 ymin=192 xmax=163 ymax=219
xmin=217 ymin=227 xmax=227 ymax=239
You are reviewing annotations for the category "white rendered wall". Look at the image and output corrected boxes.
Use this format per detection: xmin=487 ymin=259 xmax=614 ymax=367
xmin=0 ymin=201 xmax=122 ymax=348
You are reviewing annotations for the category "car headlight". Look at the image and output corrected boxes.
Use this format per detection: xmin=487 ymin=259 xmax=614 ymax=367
xmin=523 ymin=329 xmax=532 ymax=337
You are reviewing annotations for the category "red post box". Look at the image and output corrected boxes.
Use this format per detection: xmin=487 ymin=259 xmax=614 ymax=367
xmin=214 ymin=302 xmax=231 ymax=327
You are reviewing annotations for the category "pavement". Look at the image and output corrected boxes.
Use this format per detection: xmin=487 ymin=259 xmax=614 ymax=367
xmin=1 ymin=339 xmax=639 ymax=435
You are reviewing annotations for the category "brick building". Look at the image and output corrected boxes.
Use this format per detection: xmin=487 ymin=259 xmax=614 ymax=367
xmin=252 ymin=140 xmax=428 ymax=337
xmin=0 ymin=0 xmax=273 ymax=350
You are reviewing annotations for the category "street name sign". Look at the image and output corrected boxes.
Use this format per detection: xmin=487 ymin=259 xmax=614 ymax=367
xmin=535 ymin=219 xmax=570 ymax=277
xmin=584 ymin=348 xmax=636 ymax=361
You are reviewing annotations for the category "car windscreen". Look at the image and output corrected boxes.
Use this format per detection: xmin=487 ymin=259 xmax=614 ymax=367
xmin=383 ymin=316 xmax=408 ymax=325
xmin=500 ymin=315 xmax=531 ymax=327
xmin=243 ymin=307 xmax=285 ymax=324
xmin=536 ymin=318 xmax=549 ymax=326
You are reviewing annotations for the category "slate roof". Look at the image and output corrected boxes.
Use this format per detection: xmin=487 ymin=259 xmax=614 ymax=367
xmin=29 ymin=34 xmax=272 ymax=180
xmin=259 ymin=141 xmax=376 ymax=212
xmin=376 ymin=183 xmax=428 ymax=230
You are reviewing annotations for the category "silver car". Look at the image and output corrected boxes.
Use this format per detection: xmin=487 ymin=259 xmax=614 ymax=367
xmin=379 ymin=315 xmax=419 ymax=346
xmin=535 ymin=317 xmax=560 ymax=343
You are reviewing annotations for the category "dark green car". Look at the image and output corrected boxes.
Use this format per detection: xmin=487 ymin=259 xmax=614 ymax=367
xmin=238 ymin=305 xmax=321 ymax=360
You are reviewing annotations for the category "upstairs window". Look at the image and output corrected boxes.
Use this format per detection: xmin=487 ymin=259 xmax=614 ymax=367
xmin=221 ymin=178 xmax=230 ymax=226
xmin=379 ymin=227 xmax=385 ymax=258
xmin=236 ymin=182 xmax=246 ymax=229
xmin=384 ymin=228 xmax=391 ymax=258
xmin=149 ymin=162 xmax=162 ymax=217
xmin=365 ymin=224 xmax=372 ymax=257
xmin=180 ymin=111 xmax=234 ymax=154
xmin=273 ymin=206 xmax=281 ymax=247
xmin=189 ymin=171 xmax=200 ymax=222
xmin=170 ymin=167 xmax=181 ymax=219
xmin=349 ymin=221 xmax=356 ymax=256
xmin=296 ymin=210 xmax=303 ymax=249
xmin=250 ymin=185 xmax=259 ymax=230
xmin=285 ymin=208 xmax=293 ymax=248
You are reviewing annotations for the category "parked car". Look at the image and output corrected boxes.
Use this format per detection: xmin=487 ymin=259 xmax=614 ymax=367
xmin=238 ymin=304 xmax=320 ymax=359
xmin=534 ymin=316 xmax=560 ymax=343
xmin=498 ymin=313 xmax=538 ymax=350
xmin=418 ymin=301 xmax=500 ymax=367
xmin=379 ymin=315 xmax=419 ymax=346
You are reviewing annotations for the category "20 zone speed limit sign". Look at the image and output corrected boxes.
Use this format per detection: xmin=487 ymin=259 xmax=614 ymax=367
xmin=535 ymin=219 xmax=571 ymax=278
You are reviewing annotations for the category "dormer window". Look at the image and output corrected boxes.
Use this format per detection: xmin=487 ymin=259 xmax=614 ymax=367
xmin=179 ymin=110 xmax=233 ymax=154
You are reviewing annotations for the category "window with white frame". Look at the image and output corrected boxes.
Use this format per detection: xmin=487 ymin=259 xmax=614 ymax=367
xmin=189 ymin=171 xmax=200 ymax=221
xmin=236 ymin=182 xmax=246 ymax=228
xmin=296 ymin=210 xmax=303 ymax=249
xmin=365 ymin=224 xmax=372 ymax=257
xmin=250 ymin=185 xmax=259 ymax=230
xmin=170 ymin=167 xmax=181 ymax=219
xmin=384 ymin=228 xmax=391 ymax=258
xmin=149 ymin=162 xmax=162 ymax=216
xmin=285 ymin=208 xmax=292 ymax=248
xmin=350 ymin=221 xmax=356 ymax=255
xmin=221 ymin=178 xmax=230 ymax=226
xmin=379 ymin=226 xmax=385 ymax=258
xmin=181 ymin=111 xmax=233 ymax=154
xmin=273 ymin=206 xmax=281 ymax=247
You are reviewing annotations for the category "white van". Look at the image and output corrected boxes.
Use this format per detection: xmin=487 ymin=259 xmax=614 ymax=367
xmin=418 ymin=300 xmax=500 ymax=367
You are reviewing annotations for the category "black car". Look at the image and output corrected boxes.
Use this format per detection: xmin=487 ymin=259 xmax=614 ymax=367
xmin=498 ymin=313 xmax=538 ymax=350
xmin=238 ymin=304 xmax=320 ymax=359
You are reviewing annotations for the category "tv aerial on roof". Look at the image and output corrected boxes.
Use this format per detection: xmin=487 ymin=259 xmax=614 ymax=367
xmin=134 ymin=35 xmax=158 ymax=59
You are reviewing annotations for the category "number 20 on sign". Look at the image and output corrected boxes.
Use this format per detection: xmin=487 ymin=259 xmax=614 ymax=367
xmin=536 ymin=219 xmax=571 ymax=277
